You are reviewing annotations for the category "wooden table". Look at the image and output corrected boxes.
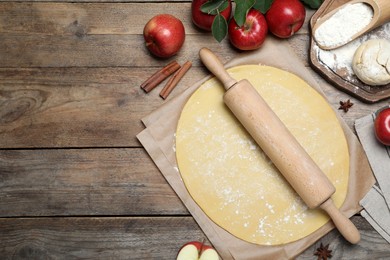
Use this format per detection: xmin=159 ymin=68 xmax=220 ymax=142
xmin=0 ymin=1 xmax=389 ymax=259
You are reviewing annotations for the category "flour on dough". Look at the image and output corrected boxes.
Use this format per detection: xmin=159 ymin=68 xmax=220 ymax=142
xmin=175 ymin=65 xmax=349 ymax=245
xmin=352 ymin=39 xmax=390 ymax=85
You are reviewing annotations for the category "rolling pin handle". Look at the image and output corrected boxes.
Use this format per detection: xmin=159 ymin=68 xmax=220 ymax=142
xmin=199 ymin=48 xmax=237 ymax=91
xmin=320 ymin=198 xmax=361 ymax=244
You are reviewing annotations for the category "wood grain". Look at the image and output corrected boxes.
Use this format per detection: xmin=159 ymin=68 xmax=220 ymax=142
xmin=0 ymin=2 xmax=311 ymax=68
xmin=0 ymin=1 xmax=389 ymax=259
xmin=0 ymin=34 xmax=240 ymax=68
xmin=0 ymin=3 xmax=194 ymax=35
xmin=0 ymin=148 xmax=187 ymax=216
xmin=0 ymin=3 xmax=313 ymax=35
xmin=0 ymin=65 xmax=387 ymax=148
xmin=0 ymin=217 xmax=206 ymax=259
xmin=0 ymin=216 xmax=388 ymax=259
xmin=0 ymin=67 xmax=207 ymax=148
xmin=298 ymin=216 xmax=390 ymax=259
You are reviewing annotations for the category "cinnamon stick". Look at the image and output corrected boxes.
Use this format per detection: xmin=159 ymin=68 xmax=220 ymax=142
xmin=160 ymin=61 xmax=192 ymax=99
xmin=140 ymin=61 xmax=181 ymax=93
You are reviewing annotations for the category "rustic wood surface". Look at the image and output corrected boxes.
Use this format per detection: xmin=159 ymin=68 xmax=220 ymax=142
xmin=0 ymin=1 xmax=389 ymax=259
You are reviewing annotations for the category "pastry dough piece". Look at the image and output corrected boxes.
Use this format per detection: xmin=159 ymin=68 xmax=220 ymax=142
xmin=352 ymin=39 xmax=390 ymax=85
xmin=175 ymin=65 xmax=349 ymax=245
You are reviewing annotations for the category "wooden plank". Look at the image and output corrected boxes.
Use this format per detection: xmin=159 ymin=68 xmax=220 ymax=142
xmin=0 ymin=34 xmax=313 ymax=69
xmin=0 ymin=33 xmax=244 ymax=68
xmin=0 ymin=0 xmax=193 ymax=3
xmin=0 ymin=67 xmax=207 ymax=148
xmin=0 ymin=216 xmax=206 ymax=259
xmin=0 ymin=78 xmax=148 ymax=147
xmin=0 ymin=2 xmax=240 ymax=68
xmin=298 ymin=216 xmax=390 ymax=259
xmin=298 ymin=70 xmax=390 ymax=131
xmin=1 ymin=68 xmax=388 ymax=149
xmin=0 ymin=2 xmax=314 ymax=68
xmin=0 ymin=66 xmax=207 ymax=88
xmin=0 ymin=3 xmax=195 ymax=35
xmin=0 ymin=1 xmax=386 ymax=259
xmin=0 ymin=2 xmax=313 ymax=35
xmin=0 ymin=35 xmax=312 ymax=70
xmin=0 ymin=216 xmax=388 ymax=259
xmin=0 ymin=148 xmax=188 ymax=217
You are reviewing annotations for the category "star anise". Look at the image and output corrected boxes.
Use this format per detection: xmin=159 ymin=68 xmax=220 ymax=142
xmin=338 ymin=99 xmax=354 ymax=112
xmin=314 ymin=243 xmax=332 ymax=260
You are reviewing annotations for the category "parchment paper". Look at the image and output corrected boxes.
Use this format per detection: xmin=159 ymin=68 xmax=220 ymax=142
xmin=137 ymin=37 xmax=375 ymax=259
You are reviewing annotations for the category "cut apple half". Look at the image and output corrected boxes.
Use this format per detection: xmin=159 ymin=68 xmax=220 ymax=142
xmin=176 ymin=241 xmax=220 ymax=260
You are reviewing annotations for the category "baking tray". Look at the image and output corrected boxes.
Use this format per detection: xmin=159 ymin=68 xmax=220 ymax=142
xmin=309 ymin=0 xmax=390 ymax=103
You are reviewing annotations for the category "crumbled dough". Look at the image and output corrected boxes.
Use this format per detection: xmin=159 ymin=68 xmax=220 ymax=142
xmin=352 ymin=39 xmax=390 ymax=86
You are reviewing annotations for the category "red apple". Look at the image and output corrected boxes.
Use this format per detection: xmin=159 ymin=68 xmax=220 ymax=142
xmin=265 ymin=0 xmax=306 ymax=38
xmin=143 ymin=14 xmax=185 ymax=58
xmin=176 ymin=241 xmax=220 ymax=260
xmin=192 ymin=0 xmax=232 ymax=31
xmin=228 ymin=9 xmax=268 ymax=51
xmin=374 ymin=107 xmax=390 ymax=146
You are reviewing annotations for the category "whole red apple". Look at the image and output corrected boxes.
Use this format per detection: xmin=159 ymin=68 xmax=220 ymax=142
xmin=228 ymin=9 xmax=268 ymax=51
xmin=176 ymin=241 xmax=219 ymax=260
xmin=265 ymin=0 xmax=306 ymax=38
xmin=192 ymin=0 xmax=232 ymax=31
xmin=374 ymin=107 xmax=390 ymax=146
xmin=143 ymin=14 xmax=185 ymax=58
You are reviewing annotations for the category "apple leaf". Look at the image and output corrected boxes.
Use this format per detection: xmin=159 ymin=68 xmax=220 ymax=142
xmin=301 ymin=0 xmax=323 ymax=9
xmin=201 ymin=0 xmax=229 ymax=15
xmin=212 ymin=14 xmax=228 ymax=42
xmin=253 ymin=0 xmax=273 ymax=13
xmin=234 ymin=0 xmax=256 ymax=26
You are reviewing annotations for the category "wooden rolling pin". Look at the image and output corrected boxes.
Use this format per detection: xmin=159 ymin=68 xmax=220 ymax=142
xmin=199 ymin=47 xmax=360 ymax=244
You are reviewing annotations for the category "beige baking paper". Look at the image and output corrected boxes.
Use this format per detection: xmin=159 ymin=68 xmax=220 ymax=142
xmin=137 ymin=37 xmax=375 ymax=260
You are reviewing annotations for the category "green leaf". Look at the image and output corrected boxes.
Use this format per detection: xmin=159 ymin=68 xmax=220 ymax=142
xmin=300 ymin=0 xmax=323 ymax=9
xmin=234 ymin=0 xmax=256 ymax=26
xmin=212 ymin=14 xmax=228 ymax=42
xmin=253 ymin=0 xmax=274 ymax=14
xmin=201 ymin=0 xmax=229 ymax=15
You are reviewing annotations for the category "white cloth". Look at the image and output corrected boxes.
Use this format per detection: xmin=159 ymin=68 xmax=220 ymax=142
xmin=360 ymin=186 xmax=390 ymax=243
xmin=355 ymin=107 xmax=390 ymax=243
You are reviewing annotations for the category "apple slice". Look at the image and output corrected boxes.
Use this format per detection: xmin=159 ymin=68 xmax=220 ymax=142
xmin=199 ymin=248 xmax=219 ymax=260
xmin=176 ymin=241 xmax=220 ymax=260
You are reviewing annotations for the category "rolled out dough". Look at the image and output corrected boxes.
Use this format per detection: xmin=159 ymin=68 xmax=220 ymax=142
xmin=175 ymin=65 xmax=349 ymax=245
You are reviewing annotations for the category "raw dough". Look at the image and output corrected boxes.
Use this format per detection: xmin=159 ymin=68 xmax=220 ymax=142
xmin=352 ymin=39 xmax=390 ymax=85
xmin=175 ymin=65 xmax=349 ymax=245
